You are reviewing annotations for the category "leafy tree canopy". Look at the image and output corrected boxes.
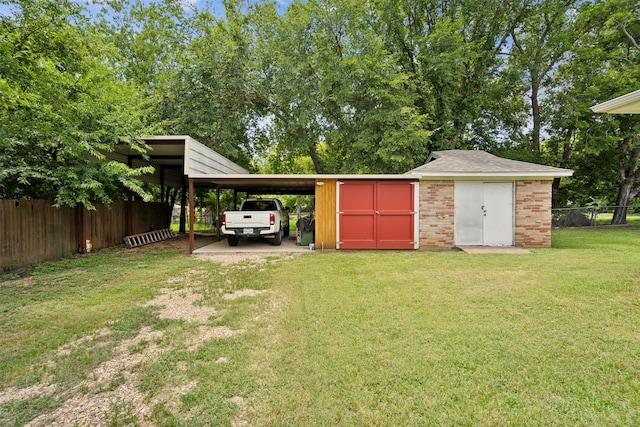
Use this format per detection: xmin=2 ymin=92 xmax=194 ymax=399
xmin=0 ymin=0 xmax=153 ymax=208
xmin=2 ymin=0 xmax=640 ymax=219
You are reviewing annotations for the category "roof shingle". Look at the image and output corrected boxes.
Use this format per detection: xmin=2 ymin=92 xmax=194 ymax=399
xmin=407 ymin=150 xmax=572 ymax=176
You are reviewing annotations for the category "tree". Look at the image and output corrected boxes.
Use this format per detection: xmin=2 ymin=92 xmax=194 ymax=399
xmin=153 ymin=0 xmax=257 ymax=169
xmin=548 ymin=0 xmax=640 ymax=221
xmin=371 ymin=0 xmax=526 ymax=152
xmin=506 ymin=0 xmax=580 ymax=154
xmin=252 ymin=0 xmax=433 ymax=174
xmin=0 ymin=0 xmax=152 ymax=208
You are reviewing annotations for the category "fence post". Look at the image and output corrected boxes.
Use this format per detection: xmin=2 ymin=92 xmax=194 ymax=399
xmin=78 ymin=205 xmax=88 ymax=253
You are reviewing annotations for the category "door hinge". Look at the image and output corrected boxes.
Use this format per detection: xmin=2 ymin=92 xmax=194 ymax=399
xmin=338 ymin=241 xmax=344 ymax=245
xmin=337 ymin=211 xmax=344 ymax=214
xmin=411 ymin=211 xmax=418 ymax=215
xmin=410 ymin=241 xmax=417 ymax=245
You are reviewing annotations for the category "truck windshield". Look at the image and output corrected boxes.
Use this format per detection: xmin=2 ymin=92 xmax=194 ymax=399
xmin=242 ymin=201 xmax=277 ymax=211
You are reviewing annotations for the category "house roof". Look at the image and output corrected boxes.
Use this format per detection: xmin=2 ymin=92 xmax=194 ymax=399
xmin=591 ymin=89 xmax=640 ymax=114
xmin=407 ymin=150 xmax=573 ymax=180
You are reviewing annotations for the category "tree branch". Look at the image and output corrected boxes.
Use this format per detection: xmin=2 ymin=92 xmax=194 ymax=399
xmin=620 ymin=22 xmax=640 ymax=52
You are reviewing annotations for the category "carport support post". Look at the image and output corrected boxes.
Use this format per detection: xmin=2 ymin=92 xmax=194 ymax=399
xmin=189 ymin=178 xmax=195 ymax=254
xmin=216 ymin=186 xmax=221 ymax=241
xmin=160 ymin=166 xmax=165 ymax=203
xmin=179 ymin=176 xmax=187 ymax=233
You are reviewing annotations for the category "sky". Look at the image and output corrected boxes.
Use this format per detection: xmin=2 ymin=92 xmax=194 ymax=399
xmin=0 ymin=0 xmax=295 ymax=18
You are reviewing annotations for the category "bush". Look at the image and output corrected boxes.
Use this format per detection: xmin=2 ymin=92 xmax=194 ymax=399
xmin=552 ymin=210 xmax=593 ymax=227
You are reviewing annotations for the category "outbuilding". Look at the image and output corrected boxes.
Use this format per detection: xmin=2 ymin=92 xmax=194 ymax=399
xmin=187 ymin=147 xmax=572 ymax=252
xmin=106 ymin=136 xmax=572 ymax=252
xmin=407 ymin=150 xmax=573 ymax=249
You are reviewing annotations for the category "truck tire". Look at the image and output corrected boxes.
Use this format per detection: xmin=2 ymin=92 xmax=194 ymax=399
xmin=273 ymin=229 xmax=282 ymax=246
xmin=228 ymin=235 xmax=239 ymax=246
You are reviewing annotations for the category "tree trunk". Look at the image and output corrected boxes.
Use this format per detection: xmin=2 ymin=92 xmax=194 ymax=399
xmin=612 ymin=183 xmax=632 ymax=225
xmin=530 ymin=82 xmax=541 ymax=152
xmin=308 ymin=145 xmax=324 ymax=174
xmin=612 ymin=137 xmax=640 ymax=225
xmin=552 ymin=131 xmax=573 ymax=191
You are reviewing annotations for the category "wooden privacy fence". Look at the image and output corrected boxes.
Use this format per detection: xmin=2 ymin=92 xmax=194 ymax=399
xmin=1 ymin=200 xmax=171 ymax=270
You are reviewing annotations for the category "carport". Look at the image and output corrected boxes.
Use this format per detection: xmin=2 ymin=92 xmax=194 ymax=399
xmin=103 ymin=135 xmax=248 ymax=235
xmin=187 ymin=174 xmax=420 ymax=253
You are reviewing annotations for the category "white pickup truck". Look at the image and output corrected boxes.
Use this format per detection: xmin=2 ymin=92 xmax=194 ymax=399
xmin=221 ymin=198 xmax=290 ymax=246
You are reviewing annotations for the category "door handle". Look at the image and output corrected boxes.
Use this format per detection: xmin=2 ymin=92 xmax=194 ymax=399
xmin=376 ymin=211 xmax=380 ymax=215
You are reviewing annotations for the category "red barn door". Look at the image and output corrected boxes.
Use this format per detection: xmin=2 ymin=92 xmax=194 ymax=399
xmin=337 ymin=181 xmax=377 ymax=249
xmin=338 ymin=180 xmax=416 ymax=250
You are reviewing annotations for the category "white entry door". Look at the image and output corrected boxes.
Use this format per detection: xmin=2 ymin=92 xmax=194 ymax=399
xmin=454 ymin=182 xmax=514 ymax=246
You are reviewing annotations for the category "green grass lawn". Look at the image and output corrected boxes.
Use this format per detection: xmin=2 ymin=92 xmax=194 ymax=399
xmin=595 ymin=211 xmax=640 ymax=225
xmin=170 ymin=219 xmax=218 ymax=233
xmin=1 ymin=228 xmax=640 ymax=425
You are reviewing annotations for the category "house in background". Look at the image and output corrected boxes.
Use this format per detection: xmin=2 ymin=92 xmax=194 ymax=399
xmin=591 ymin=89 xmax=640 ymax=114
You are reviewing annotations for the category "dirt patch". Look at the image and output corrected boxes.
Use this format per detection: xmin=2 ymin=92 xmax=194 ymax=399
xmin=0 ymin=275 xmax=34 ymax=287
xmin=186 ymin=325 xmax=245 ymax=351
xmin=56 ymin=328 xmax=112 ymax=356
xmin=5 ymin=285 xmax=251 ymax=426
xmin=144 ymin=288 xmax=217 ymax=323
xmin=194 ymin=253 xmax=270 ymax=265
xmin=223 ymin=289 xmax=268 ymax=300
xmin=1 ymin=238 xmax=295 ymax=425
xmin=0 ymin=382 xmax=58 ymax=406
xmin=25 ymin=327 xmax=165 ymax=427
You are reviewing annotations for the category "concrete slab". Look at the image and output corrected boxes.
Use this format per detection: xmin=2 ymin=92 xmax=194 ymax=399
xmin=193 ymin=234 xmax=310 ymax=254
xmin=457 ymin=246 xmax=531 ymax=254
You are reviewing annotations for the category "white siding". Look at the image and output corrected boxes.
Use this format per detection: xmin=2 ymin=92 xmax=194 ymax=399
xmin=185 ymin=137 xmax=249 ymax=175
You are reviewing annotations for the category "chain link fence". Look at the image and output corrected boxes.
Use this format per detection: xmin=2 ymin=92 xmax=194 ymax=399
xmin=171 ymin=212 xmax=217 ymax=232
xmin=552 ymin=206 xmax=640 ymax=228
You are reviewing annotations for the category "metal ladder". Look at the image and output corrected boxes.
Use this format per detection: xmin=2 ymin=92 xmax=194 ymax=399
xmin=123 ymin=228 xmax=176 ymax=249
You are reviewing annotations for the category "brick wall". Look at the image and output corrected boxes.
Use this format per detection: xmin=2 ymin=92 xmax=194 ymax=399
xmin=419 ymin=181 xmax=455 ymax=249
xmin=418 ymin=179 xmax=553 ymax=250
xmin=515 ymin=180 xmax=552 ymax=248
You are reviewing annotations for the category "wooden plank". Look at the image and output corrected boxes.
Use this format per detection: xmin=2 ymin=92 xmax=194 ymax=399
xmin=314 ymin=179 xmax=337 ymax=249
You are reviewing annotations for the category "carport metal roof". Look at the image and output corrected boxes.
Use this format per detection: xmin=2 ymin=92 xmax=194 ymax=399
xmin=103 ymin=135 xmax=249 ymax=188
xmin=105 ymin=135 xmax=417 ymax=193
xmin=189 ymin=173 xmax=417 ymax=194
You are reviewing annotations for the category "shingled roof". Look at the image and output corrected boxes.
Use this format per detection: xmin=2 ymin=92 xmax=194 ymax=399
xmin=407 ymin=150 xmax=573 ymax=178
